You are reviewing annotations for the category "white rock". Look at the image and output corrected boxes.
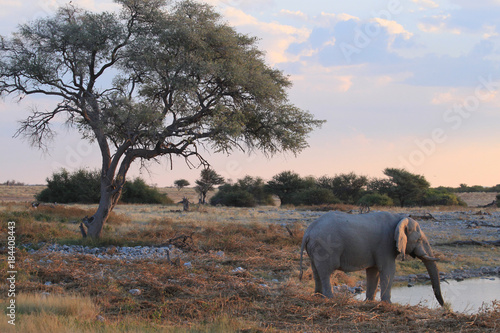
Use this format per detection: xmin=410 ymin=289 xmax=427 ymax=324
xmin=129 ymin=289 xmax=141 ymax=295
xmin=232 ymin=267 xmax=245 ymax=273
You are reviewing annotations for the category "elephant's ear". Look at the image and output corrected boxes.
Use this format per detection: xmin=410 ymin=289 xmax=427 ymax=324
xmin=395 ymin=218 xmax=409 ymax=258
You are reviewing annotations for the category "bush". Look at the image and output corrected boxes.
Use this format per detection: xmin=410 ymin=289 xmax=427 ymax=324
xmin=496 ymin=194 xmax=500 ymax=207
xmin=37 ymin=169 xmax=172 ymax=204
xmin=422 ymin=189 xmax=466 ymax=206
xmin=121 ymin=178 xmax=173 ymax=204
xmin=210 ymin=187 xmax=257 ymax=207
xmin=290 ymin=188 xmax=339 ymax=206
xmin=211 ymin=176 xmax=274 ymax=207
xmin=37 ymin=169 xmax=100 ymax=203
xmin=358 ymin=193 xmax=394 ymax=207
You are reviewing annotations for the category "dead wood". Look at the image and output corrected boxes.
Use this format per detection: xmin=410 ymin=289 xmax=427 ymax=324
xmin=409 ymin=213 xmax=437 ymax=221
xmin=159 ymin=233 xmax=195 ymax=251
xmin=437 ymin=239 xmax=500 ymax=247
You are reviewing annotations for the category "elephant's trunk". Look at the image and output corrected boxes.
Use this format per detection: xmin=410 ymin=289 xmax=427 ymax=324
xmin=422 ymin=259 xmax=445 ymax=306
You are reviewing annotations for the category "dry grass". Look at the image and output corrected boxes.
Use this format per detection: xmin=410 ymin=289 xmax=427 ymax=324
xmin=1 ymin=202 xmax=499 ymax=332
xmin=0 ymin=185 xmax=46 ymax=202
xmin=456 ymin=192 xmax=498 ymax=207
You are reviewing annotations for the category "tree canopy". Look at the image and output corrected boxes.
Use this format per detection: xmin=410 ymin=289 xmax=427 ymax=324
xmin=0 ymin=0 xmax=323 ymax=238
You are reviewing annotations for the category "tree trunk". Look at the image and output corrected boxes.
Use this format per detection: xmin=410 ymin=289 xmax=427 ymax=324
xmin=82 ymin=173 xmax=124 ymax=239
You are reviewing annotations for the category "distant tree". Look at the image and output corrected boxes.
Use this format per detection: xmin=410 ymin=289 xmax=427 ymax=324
xmin=0 ymin=0 xmax=323 ymax=238
xmin=210 ymin=184 xmax=256 ymax=207
xmin=266 ymin=171 xmax=309 ymax=205
xmin=174 ymin=179 xmax=190 ymax=191
xmin=421 ymin=188 xmax=465 ymax=206
xmin=195 ymin=169 xmax=224 ymax=204
xmin=318 ymin=172 xmax=368 ymax=204
xmin=290 ymin=188 xmax=339 ymax=206
xmin=210 ymin=175 xmax=274 ymax=207
xmin=358 ymin=193 xmax=394 ymax=207
xmin=120 ymin=178 xmax=172 ymax=204
xmin=367 ymin=177 xmax=393 ymax=194
xmin=383 ymin=168 xmax=430 ymax=207
xmin=2 ymin=180 xmax=25 ymax=186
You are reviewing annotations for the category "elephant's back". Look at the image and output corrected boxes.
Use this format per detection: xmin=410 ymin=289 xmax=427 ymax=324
xmin=305 ymin=211 xmax=404 ymax=237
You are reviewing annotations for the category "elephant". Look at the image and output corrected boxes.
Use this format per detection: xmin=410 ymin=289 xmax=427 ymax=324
xmin=299 ymin=211 xmax=444 ymax=306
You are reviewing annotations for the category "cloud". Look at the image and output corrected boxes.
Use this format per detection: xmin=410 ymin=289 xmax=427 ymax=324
xmin=288 ymin=17 xmax=415 ymax=67
xmin=279 ymin=9 xmax=308 ymax=22
xmin=223 ymin=7 xmax=310 ymax=64
xmin=202 ymin=0 xmax=273 ymax=11
xmin=418 ymin=14 xmax=461 ymax=34
xmin=412 ymin=0 xmax=439 ymax=10
xmin=372 ymin=18 xmax=413 ymax=40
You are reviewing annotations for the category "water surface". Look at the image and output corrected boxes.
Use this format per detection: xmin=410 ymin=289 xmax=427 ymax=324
xmin=356 ymin=277 xmax=499 ymax=314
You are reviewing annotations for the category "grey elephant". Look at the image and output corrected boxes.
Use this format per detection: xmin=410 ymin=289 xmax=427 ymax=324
xmin=299 ymin=211 xmax=444 ymax=306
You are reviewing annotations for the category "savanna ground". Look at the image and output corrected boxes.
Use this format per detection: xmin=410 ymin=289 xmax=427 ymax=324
xmin=0 ymin=185 xmax=499 ymax=332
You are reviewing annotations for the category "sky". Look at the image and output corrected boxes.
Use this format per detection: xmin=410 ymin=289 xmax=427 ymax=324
xmin=1 ymin=0 xmax=500 ymax=187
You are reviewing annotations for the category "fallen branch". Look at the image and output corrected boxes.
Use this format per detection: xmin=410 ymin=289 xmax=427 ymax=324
xmin=437 ymin=239 xmax=500 ymax=247
xmin=409 ymin=213 xmax=437 ymax=221
xmin=160 ymin=233 xmax=195 ymax=251
xmin=466 ymin=221 xmax=500 ymax=229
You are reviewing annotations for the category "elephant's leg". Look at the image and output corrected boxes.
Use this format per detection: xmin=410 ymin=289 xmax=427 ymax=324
xmin=365 ymin=267 xmax=380 ymax=301
xmin=310 ymin=260 xmax=323 ymax=294
xmin=379 ymin=265 xmax=396 ymax=303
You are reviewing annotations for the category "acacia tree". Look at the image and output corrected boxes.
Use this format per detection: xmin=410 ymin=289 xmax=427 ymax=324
xmin=383 ymin=168 xmax=430 ymax=207
xmin=174 ymin=179 xmax=190 ymax=191
xmin=195 ymin=169 xmax=224 ymax=204
xmin=0 ymin=0 xmax=323 ymax=238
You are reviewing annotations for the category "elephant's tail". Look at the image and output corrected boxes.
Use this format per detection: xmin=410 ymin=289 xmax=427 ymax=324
xmin=299 ymin=234 xmax=308 ymax=281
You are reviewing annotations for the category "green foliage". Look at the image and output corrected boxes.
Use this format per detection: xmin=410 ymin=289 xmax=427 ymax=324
xmin=382 ymin=168 xmax=430 ymax=207
xmin=36 ymin=169 xmax=100 ymax=204
xmin=317 ymin=172 xmax=368 ymax=204
xmin=174 ymin=179 xmax=190 ymax=190
xmin=422 ymin=188 xmax=466 ymax=206
xmin=358 ymin=193 xmax=394 ymax=207
xmin=265 ymin=171 xmax=309 ymax=205
xmin=211 ymin=185 xmax=257 ymax=207
xmin=195 ymin=169 xmax=225 ymax=204
xmin=290 ymin=188 xmax=339 ymax=206
xmin=37 ymin=169 xmax=171 ymax=205
xmin=449 ymin=184 xmax=500 ymax=193
xmin=496 ymin=194 xmax=500 ymax=207
xmin=211 ymin=176 xmax=274 ymax=207
xmin=265 ymin=171 xmax=341 ymax=206
xmin=121 ymin=178 xmax=173 ymax=204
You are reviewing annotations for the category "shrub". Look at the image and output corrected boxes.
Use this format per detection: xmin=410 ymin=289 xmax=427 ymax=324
xmin=37 ymin=169 xmax=172 ymax=204
xmin=36 ymin=169 xmax=100 ymax=203
xmin=422 ymin=189 xmax=466 ymax=206
xmin=210 ymin=188 xmax=257 ymax=207
xmin=121 ymin=178 xmax=173 ymax=204
xmin=290 ymin=188 xmax=339 ymax=206
xmin=211 ymin=176 xmax=274 ymax=207
xmin=358 ymin=193 xmax=394 ymax=207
